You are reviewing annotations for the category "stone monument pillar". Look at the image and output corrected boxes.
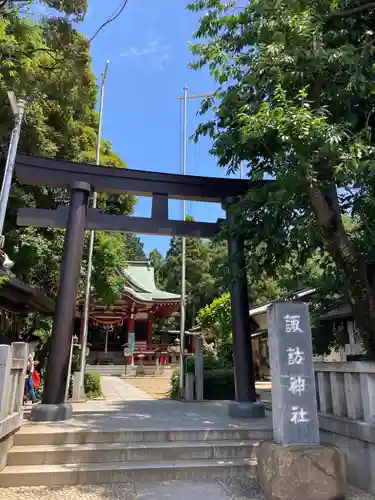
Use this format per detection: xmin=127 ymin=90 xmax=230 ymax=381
xmin=268 ymin=300 xmax=320 ymax=444
xmin=256 ymin=300 xmax=346 ymax=500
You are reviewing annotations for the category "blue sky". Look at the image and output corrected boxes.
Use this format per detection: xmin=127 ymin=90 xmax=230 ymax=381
xmin=77 ymin=0 xmax=241 ymax=256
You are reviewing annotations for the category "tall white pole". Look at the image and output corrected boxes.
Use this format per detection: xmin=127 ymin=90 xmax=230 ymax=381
xmin=0 ymin=95 xmax=26 ymax=246
xmin=179 ymin=85 xmax=188 ymax=395
xmin=79 ymin=60 xmax=110 ymax=396
xmin=175 ymin=89 xmax=213 ymax=397
xmin=240 ymin=162 xmax=244 ymax=179
xmin=65 ymin=336 xmax=74 ymax=402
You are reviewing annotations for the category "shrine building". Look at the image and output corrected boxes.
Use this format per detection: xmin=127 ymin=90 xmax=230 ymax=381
xmin=78 ymin=261 xmax=183 ymax=372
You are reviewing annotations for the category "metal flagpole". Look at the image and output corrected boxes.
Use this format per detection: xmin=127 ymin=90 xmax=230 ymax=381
xmin=78 ymin=60 xmax=110 ymax=397
xmin=178 ymin=85 xmax=188 ymax=395
xmin=0 ymin=93 xmax=26 ymax=247
xmin=175 ymin=88 xmax=214 ymax=397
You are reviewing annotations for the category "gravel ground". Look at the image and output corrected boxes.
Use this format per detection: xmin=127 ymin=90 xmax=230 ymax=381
xmin=123 ymin=377 xmax=171 ymax=399
xmin=123 ymin=378 xmax=272 ymax=400
xmin=0 ymin=481 xmax=373 ymax=500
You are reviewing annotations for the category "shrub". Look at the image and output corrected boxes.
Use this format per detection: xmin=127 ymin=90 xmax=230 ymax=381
xmin=185 ymin=355 xmax=195 ymax=374
xmin=185 ymin=353 xmax=227 ymax=374
xmin=203 ymin=369 xmax=235 ymax=400
xmin=170 ymin=367 xmax=235 ymax=400
xmin=84 ymin=371 xmax=102 ymax=399
xmin=216 ymin=340 xmax=233 ymax=368
xmin=170 ymin=368 xmax=180 ymax=399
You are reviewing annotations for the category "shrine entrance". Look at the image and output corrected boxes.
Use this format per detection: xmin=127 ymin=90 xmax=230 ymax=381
xmin=15 ymin=153 xmax=268 ymax=420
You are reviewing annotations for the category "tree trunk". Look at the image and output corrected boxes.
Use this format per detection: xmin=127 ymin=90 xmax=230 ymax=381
xmin=307 ymin=182 xmax=375 ymax=359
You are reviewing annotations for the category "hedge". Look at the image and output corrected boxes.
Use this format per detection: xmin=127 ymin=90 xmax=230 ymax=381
xmin=170 ymin=367 xmax=235 ymax=400
xmin=203 ymin=368 xmax=235 ymax=400
xmin=185 ymin=353 xmax=230 ymax=374
xmin=84 ymin=371 xmax=102 ymax=399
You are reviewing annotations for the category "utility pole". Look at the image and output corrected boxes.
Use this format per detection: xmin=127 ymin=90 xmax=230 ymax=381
xmin=240 ymin=161 xmax=244 ymax=179
xmin=0 ymin=92 xmax=26 ymax=248
xmin=176 ymin=88 xmax=214 ymax=396
xmin=78 ymin=60 xmax=110 ymax=397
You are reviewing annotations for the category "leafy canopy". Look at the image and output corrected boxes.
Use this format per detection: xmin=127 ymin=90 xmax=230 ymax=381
xmin=0 ymin=2 xmax=137 ymax=306
xmin=188 ymin=0 xmax=375 ymax=357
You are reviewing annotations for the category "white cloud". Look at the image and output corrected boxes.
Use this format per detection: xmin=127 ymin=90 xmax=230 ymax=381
xmin=120 ymin=38 xmax=171 ymax=70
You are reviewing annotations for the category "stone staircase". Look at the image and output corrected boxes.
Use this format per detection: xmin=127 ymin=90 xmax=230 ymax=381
xmin=0 ymin=426 xmax=272 ymax=487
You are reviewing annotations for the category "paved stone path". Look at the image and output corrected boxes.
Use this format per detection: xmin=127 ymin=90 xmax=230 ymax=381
xmin=20 ymin=398 xmax=274 ymax=434
xmin=101 ymin=376 xmax=154 ymax=402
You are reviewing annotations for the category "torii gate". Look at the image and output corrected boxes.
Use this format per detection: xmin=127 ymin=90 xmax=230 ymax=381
xmin=16 ymin=153 xmax=268 ymax=420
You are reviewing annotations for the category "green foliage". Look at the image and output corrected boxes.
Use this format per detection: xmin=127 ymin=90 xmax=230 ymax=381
xmin=171 ymin=350 xmax=232 ymax=400
xmin=203 ymin=369 xmax=234 ymax=400
xmin=185 ymin=352 xmax=227 ymax=373
xmin=216 ymin=340 xmax=233 ymax=367
xmin=124 ymin=234 xmax=146 ymax=261
xmin=0 ymin=3 xmax=137 ymax=305
xmin=197 ymin=293 xmax=231 ymax=342
xmin=2 ymin=0 xmax=88 ymax=18
xmin=84 ymin=371 xmax=102 ymax=399
xmin=188 ymin=0 xmax=375 ymax=358
xmin=32 ymin=323 xmax=52 ymax=344
xmin=0 ymin=274 xmax=9 ymax=288
xmin=149 ymin=249 xmax=164 ymax=288
xmin=170 ymin=367 xmax=235 ymax=400
xmin=159 ymin=221 xmax=216 ymax=329
xmin=90 ymin=232 xmax=127 ymax=306
xmin=170 ymin=368 xmax=180 ymax=399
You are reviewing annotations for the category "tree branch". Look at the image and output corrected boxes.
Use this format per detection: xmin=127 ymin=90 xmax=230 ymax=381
xmin=327 ymin=2 xmax=375 ymax=19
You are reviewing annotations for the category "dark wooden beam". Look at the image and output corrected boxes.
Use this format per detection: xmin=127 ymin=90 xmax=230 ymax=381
xmin=16 ymin=154 xmax=269 ymax=203
xmin=17 ymin=207 xmax=223 ymax=239
xmin=152 ymin=193 xmax=169 ymax=220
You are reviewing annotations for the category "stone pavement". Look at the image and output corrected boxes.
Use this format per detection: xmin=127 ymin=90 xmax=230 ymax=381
xmin=0 ymin=479 xmax=373 ymax=499
xmin=20 ymin=397 xmax=274 ymax=435
xmin=19 ymin=376 xmax=273 ymax=433
xmin=100 ymin=376 xmax=155 ymax=402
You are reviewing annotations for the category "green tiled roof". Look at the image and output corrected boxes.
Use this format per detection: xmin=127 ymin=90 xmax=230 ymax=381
xmin=120 ymin=261 xmax=180 ymax=302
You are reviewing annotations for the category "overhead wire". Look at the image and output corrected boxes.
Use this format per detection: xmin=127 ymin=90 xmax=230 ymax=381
xmin=89 ymin=0 xmax=130 ymax=43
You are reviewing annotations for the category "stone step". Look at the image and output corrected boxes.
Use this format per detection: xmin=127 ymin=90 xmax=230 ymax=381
xmin=14 ymin=427 xmax=272 ymax=446
xmin=0 ymin=458 xmax=257 ymax=487
xmin=7 ymin=439 xmax=258 ymax=466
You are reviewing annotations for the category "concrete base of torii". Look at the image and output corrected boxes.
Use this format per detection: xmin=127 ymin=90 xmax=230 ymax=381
xmin=30 ymin=403 xmax=73 ymax=422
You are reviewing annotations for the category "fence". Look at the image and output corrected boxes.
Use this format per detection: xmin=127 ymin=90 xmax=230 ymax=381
xmin=314 ymin=361 xmax=375 ymax=494
xmin=0 ymin=342 xmax=28 ymax=470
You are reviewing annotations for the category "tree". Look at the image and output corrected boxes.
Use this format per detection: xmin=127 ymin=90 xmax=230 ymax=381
xmin=160 ymin=217 xmax=216 ymax=329
xmin=149 ymin=249 xmax=164 ymax=288
xmin=197 ymin=293 xmax=231 ymax=343
xmin=188 ymin=0 xmax=375 ymax=358
xmin=124 ymin=234 xmax=146 ymax=261
xmin=0 ymin=4 xmax=136 ymax=305
xmin=1 ymin=1 xmax=87 ymax=19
